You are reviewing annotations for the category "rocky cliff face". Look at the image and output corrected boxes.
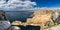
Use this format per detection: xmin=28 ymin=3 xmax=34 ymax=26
xmin=0 ymin=10 xmax=7 ymax=21
xmin=12 ymin=10 xmax=60 ymax=30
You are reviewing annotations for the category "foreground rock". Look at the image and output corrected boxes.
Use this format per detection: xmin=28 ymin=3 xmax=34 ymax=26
xmin=0 ymin=10 xmax=19 ymax=30
xmin=47 ymin=25 xmax=60 ymax=30
xmin=13 ymin=26 xmax=20 ymax=30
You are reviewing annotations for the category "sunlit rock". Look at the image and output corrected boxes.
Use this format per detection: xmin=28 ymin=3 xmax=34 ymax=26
xmin=13 ymin=26 xmax=20 ymax=30
xmin=12 ymin=21 xmax=22 ymax=25
xmin=12 ymin=10 xmax=53 ymax=30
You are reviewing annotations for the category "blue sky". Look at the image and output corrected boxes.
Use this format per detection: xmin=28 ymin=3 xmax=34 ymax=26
xmin=31 ymin=0 xmax=60 ymax=8
xmin=0 ymin=0 xmax=60 ymax=11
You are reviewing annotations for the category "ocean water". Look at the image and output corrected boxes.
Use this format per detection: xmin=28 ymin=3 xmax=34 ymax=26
xmin=5 ymin=11 xmax=40 ymax=30
xmin=5 ymin=11 xmax=33 ymax=22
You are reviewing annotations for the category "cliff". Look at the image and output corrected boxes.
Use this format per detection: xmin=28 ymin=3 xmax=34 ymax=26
xmin=12 ymin=10 xmax=53 ymax=30
xmin=11 ymin=10 xmax=60 ymax=30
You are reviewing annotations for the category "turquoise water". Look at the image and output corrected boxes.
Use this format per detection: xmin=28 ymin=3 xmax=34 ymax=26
xmin=5 ymin=11 xmax=40 ymax=30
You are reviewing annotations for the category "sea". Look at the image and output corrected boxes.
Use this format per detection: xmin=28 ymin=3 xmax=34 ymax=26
xmin=5 ymin=11 xmax=40 ymax=30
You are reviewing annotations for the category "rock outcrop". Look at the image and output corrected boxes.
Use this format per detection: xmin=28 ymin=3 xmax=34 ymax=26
xmin=11 ymin=10 xmax=60 ymax=30
xmin=12 ymin=10 xmax=53 ymax=30
xmin=47 ymin=25 xmax=60 ymax=30
xmin=0 ymin=10 xmax=19 ymax=30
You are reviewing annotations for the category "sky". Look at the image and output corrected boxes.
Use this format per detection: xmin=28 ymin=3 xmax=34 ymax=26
xmin=32 ymin=0 xmax=60 ymax=7
xmin=0 ymin=0 xmax=60 ymax=11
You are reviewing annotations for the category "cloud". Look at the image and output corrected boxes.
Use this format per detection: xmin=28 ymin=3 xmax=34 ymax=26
xmin=0 ymin=0 xmax=60 ymax=11
xmin=0 ymin=0 xmax=37 ymax=11
xmin=34 ymin=7 xmax=60 ymax=10
xmin=0 ymin=0 xmax=6 ymax=7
